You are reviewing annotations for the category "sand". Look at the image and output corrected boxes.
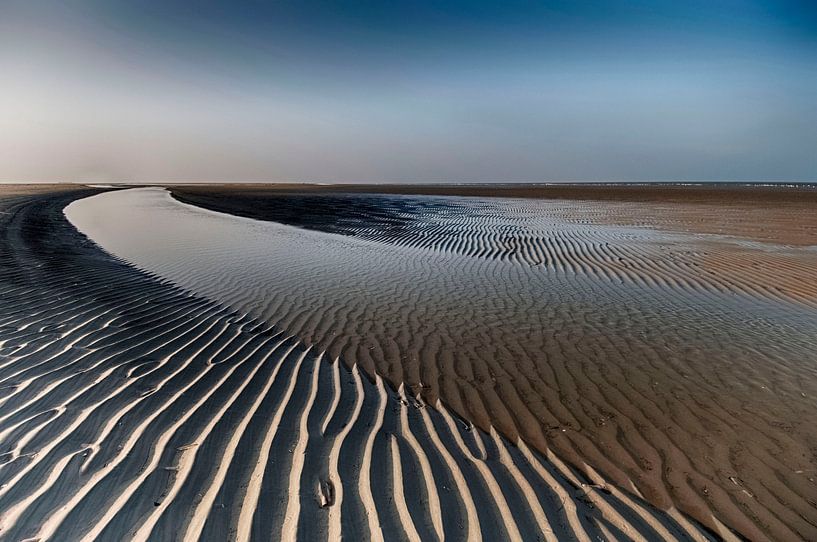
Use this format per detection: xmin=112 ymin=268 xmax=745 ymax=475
xmin=172 ymin=182 xmax=817 ymax=245
xmin=65 ymin=184 xmax=817 ymax=541
xmin=0 ymin=186 xmax=718 ymax=540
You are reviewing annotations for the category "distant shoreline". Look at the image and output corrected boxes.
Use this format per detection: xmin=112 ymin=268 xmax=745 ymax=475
xmin=166 ymin=180 xmax=817 ymax=206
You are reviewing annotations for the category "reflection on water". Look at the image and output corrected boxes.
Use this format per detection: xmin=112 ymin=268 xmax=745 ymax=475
xmin=66 ymin=187 xmax=817 ymax=540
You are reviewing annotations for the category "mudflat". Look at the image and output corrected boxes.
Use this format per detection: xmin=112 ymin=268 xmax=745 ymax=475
xmin=2 ymin=183 xmax=815 ymax=540
xmin=156 ymin=183 xmax=817 ymax=541
xmin=0 ymin=185 xmax=713 ymax=541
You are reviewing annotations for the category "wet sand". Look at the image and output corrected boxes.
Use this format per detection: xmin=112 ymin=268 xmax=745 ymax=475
xmin=0 ymin=186 xmax=714 ymax=540
xmin=3 ymin=184 xmax=816 ymax=540
xmin=135 ymin=184 xmax=817 ymax=541
xmin=173 ymin=182 xmax=817 ymax=245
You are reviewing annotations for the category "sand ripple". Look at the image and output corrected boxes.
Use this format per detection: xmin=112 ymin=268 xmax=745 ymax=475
xmin=0 ymin=189 xmax=716 ymax=540
xmin=63 ymin=187 xmax=817 ymax=540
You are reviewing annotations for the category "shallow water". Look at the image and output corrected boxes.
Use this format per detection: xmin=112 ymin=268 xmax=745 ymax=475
xmin=67 ymin=187 xmax=817 ymax=540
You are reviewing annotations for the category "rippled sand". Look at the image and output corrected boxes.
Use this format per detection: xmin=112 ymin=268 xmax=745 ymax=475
xmin=62 ymin=186 xmax=817 ymax=540
xmin=0 ymin=186 xmax=714 ymax=541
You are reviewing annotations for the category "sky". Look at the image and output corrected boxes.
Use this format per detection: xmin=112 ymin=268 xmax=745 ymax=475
xmin=1 ymin=0 xmax=815 ymax=183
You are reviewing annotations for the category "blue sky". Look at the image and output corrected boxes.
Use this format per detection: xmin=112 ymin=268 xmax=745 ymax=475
xmin=1 ymin=0 xmax=815 ymax=182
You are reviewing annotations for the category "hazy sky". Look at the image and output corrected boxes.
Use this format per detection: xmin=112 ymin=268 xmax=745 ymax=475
xmin=1 ymin=1 xmax=815 ymax=183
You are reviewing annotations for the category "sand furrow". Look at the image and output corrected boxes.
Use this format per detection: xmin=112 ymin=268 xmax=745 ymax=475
xmin=326 ymin=363 xmax=366 ymax=541
xmin=358 ymin=374 xmax=388 ymax=542
xmin=234 ymin=346 xmax=311 ymax=542
xmin=280 ymin=351 xmax=323 ymax=540
xmin=489 ymin=427 xmax=557 ymax=542
xmin=130 ymin=334 xmax=285 ymax=540
xmin=320 ymin=356 xmax=342 ymax=436
xmin=436 ymin=401 xmax=523 ymax=540
xmin=180 ymin=339 xmax=294 ymax=541
xmin=418 ymin=399 xmax=483 ymax=541
xmin=22 ymin=317 xmax=240 ymax=538
xmin=389 ymin=435 xmax=423 ymax=542
xmin=398 ymin=384 xmax=445 ymax=541
xmin=73 ymin=327 xmax=260 ymax=541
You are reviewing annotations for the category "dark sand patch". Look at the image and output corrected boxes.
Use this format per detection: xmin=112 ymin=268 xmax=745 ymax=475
xmin=173 ymin=182 xmax=817 ymax=246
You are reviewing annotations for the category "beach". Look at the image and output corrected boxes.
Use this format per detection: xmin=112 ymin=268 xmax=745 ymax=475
xmin=0 ymin=184 xmax=815 ymax=540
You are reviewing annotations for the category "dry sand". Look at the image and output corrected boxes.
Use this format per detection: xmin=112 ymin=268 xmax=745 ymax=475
xmin=0 ymin=186 xmax=717 ymax=540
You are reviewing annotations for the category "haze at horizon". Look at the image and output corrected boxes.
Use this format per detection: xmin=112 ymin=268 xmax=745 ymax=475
xmin=1 ymin=0 xmax=815 ymax=183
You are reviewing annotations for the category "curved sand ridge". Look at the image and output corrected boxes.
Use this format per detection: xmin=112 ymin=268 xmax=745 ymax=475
xmin=172 ymin=190 xmax=817 ymax=308
xmin=66 ymin=188 xmax=817 ymax=540
xmin=0 ymin=189 xmax=713 ymax=540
